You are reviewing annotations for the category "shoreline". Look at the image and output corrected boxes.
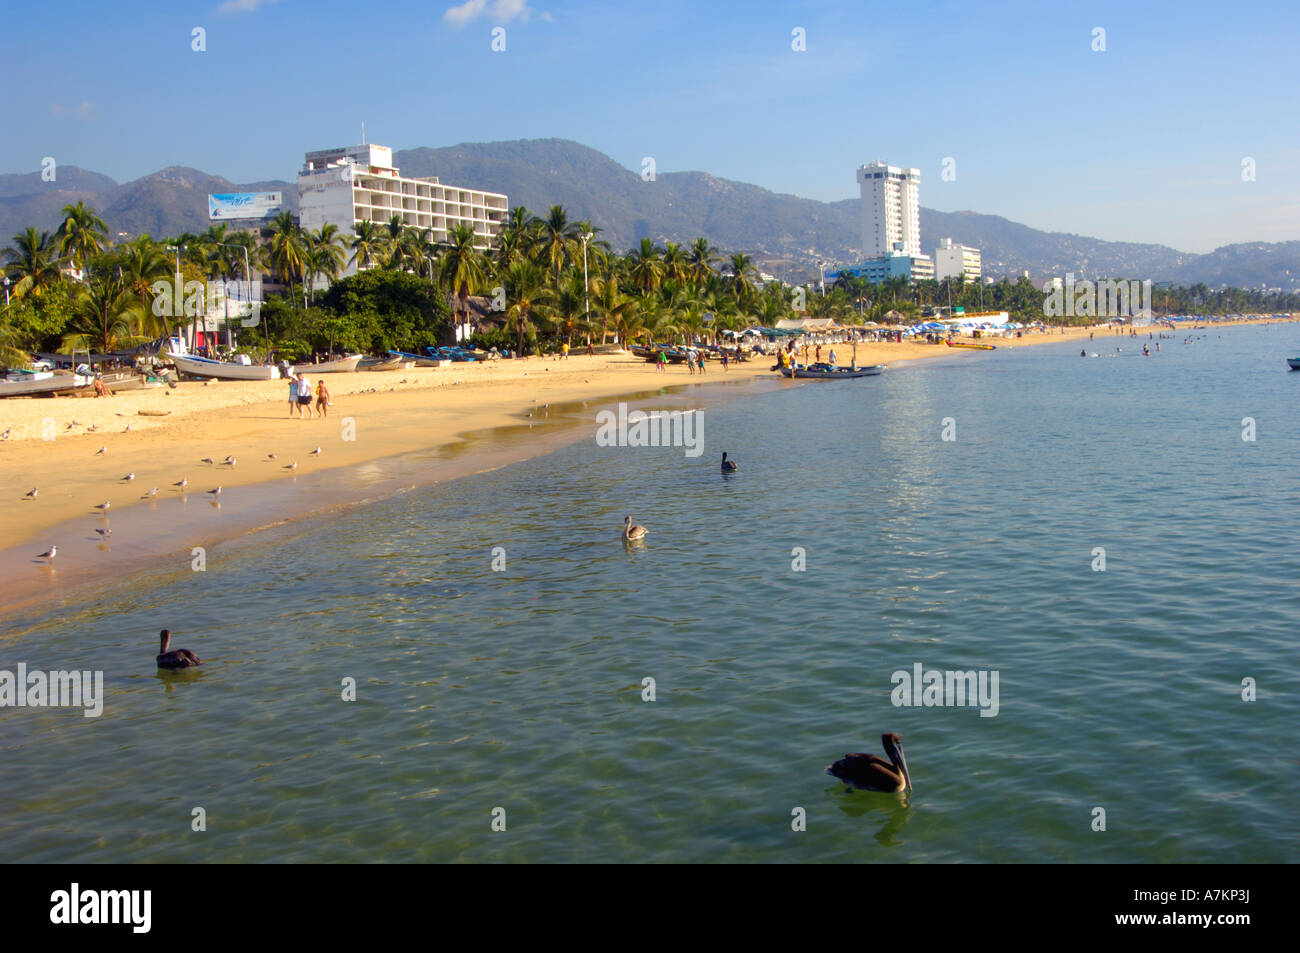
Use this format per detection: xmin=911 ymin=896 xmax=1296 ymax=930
xmin=1 ymin=320 xmax=1287 ymax=617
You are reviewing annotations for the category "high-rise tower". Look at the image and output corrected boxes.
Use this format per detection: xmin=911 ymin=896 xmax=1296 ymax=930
xmin=857 ymin=161 xmax=921 ymax=259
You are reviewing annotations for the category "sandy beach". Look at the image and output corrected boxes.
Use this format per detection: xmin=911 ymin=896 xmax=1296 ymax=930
xmin=0 ymin=321 xmax=1270 ymax=614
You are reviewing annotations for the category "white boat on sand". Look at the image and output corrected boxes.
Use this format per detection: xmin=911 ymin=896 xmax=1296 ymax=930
xmin=0 ymin=369 xmax=93 ymax=398
xmin=170 ymin=352 xmax=281 ymax=381
xmin=289 ymin=354 xmax=363 ymax=375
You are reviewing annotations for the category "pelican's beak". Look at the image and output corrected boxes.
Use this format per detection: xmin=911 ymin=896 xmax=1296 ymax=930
xmin=895 ymin=744 xmax=912 ymax=792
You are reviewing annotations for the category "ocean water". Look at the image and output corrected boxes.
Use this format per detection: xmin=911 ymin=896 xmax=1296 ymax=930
xmin=2 ymin=326 xmax=1298 ymax=863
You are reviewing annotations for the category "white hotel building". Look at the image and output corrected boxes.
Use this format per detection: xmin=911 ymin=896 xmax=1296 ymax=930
xmin=857 ymin=160 xmax=922 ymax=259
xmin=297 ymin=144 xmax=508 ymax=278
xmin=934 ymin=237 xmax=982 ymax=284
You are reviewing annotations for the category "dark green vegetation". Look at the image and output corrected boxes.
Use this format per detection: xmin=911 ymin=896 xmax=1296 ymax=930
xmin=4 ymin=201 xmax=1298 ymax=368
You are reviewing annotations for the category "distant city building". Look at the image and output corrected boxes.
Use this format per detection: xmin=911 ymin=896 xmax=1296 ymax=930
xmin=857 ymin=160 xmax=922 ymax=259
xmin=297 ymin=144 xmax=508 ymax=279
xmin=833 ymin=242 xmax=933 ymax=284
xmin=934 ymin=237 xmax=982 ymax=283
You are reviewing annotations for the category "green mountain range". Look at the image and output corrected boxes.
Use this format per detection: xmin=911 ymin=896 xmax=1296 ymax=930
xmin=1 ymin=139 xmax=1295 ymax=288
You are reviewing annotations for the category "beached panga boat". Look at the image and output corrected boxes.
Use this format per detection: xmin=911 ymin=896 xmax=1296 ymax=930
xmin=359 ymin=355 xmax=410 ymax=372
xmin=290 ymin=354 xmax=363 ymax=374
xmin=1288 ymin=357 xmax=1300 ymax=370
xmin=779 ymin=363 xmax=884 ymax=380
xmin=945 ymin=341 xmax=997 ymax=351
xmin=388 ymin=349 xmax=444 ymax=367
xmin=0 ymin=368 xmax=93 ymax=397
xmin=170 ymin=352 xmax=281 ymax=380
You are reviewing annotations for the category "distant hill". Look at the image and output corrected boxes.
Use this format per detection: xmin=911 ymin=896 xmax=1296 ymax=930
xmin=1 ymin=140 xmax=1297 ymax=288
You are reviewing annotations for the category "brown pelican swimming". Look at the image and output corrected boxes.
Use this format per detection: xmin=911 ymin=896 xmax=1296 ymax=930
xmin=721 ymin=452 xmax=738 ymax=473
xmin=827 ymin=732 xmax=912 ymax=792
xmin=156 ymin=629 xmax=202 ymax=669
xmin=623 ymin=515 xmax=648 ymax=541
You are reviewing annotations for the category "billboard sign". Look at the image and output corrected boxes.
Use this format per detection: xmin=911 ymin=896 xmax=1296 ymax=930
xmin=208 ymin=191 xmax=283 ymax=221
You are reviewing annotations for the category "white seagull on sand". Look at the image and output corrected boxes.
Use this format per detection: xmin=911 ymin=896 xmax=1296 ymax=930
xmin=37 ymin=545 xmax=57 ymax=562
xmin=94 ymin=501 xmax=111 ymax=512
xmin=24 ymin=488 xmax=38 ymax=499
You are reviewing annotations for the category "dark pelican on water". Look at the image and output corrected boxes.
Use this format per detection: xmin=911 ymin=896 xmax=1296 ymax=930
xmin=721 ymin=452 xmax=738 ymax=473
xmin=827 ymin=732 xmax=912 ymax=792
xmin=156 ymin=629 xmax=202 ymax=669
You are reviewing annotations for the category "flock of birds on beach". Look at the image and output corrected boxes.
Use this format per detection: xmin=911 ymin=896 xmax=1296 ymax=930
xmin=27 ymin=437 xmax=328 ymax=567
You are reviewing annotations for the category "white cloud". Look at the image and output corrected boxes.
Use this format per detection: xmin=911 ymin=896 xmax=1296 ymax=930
xmin=444 ymin=0 xmax=550 ymax=27
xmin=216 ymin=0 xmax=278 ymax=14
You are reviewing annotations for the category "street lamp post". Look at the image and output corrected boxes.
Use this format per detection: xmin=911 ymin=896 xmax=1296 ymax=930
xmin=581 ymin=231 xmax=593 ymax=346
xmin=166 ymin=244 xmax=188 ymax=350
xmin=818 ymin=260 xmax=826 ymax=296
xmin=216 ymin=242 xmax=259 ymax=355
xmin=2 ymin=275 xmax=9 ymax=307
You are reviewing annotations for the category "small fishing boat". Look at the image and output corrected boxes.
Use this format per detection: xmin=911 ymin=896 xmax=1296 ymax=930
xmin=387 ymin=349 xmax=443 ymax=367
xmin=779 ymin=363 xmax=884 ymax=380
xmin=0 ymin=368 xmax=93 ymax=398
xmin=290 ymin=354 xmax=363 ymax=375
xmin=1288 ymin=358 xmax=1300 ymax=370
xmin=169 ymin=352 xmax=280 ymax=381
xmin=945 ymin=341 xmax=997 ymax=351
xmin=359 ymin=355 xmax=410 ymax=372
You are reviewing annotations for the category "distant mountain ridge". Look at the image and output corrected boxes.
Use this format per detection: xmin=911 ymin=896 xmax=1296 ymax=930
xmin=0 ymin=140 xmax=1295 ymax=288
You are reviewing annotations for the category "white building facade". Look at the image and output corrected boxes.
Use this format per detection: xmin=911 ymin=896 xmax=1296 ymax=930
xmin=934 ymin=237 xmax=982 ymax=283
xmin=857 ymin=161 xmax=922 ymax=259
xmin=297 ymin=144 xmax=508 ymax=277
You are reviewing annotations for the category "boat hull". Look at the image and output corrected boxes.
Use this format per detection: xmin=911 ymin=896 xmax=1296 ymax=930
xmin=170 ymin=353 xmax=281 ymax=380
xmin=0 ymin=371 xmax=92 ymax=397
xmin=290 ymin=355 xmax=363 ymax=374
xmin=1288 ymin=358 xmax=1300 ymax=370
xmin=945 ymin=341 xmax=997 ymax=350
xmin=779 ymin=364 xmax=884 ymax=379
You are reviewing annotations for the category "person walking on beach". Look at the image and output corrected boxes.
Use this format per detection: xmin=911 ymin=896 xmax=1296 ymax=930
xmin=315 ymin=379 xmax=331 ymax=418
xmin=561 ymin=341 xmax=569 ymax=360
xmin=296 ymin=373 xmax=313 ymax=418
xmin=587 ymin=340 xmax=594 ymax=357
xmin=657 ymin=350 xmax=667 ymax=373
xmin=828 ymin=348 xmax=837 ymax=366
xmin=815 ymin=344 xmax=822 ymax=363
xmin=288 ymin=374 xmax=298 ymax=417
xmin=721 ymin=349 xmax=729 ymax=371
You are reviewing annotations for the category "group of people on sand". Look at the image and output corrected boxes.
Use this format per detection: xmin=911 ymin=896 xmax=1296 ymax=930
xmin=287 ymin=371 xmax=330 ymax=419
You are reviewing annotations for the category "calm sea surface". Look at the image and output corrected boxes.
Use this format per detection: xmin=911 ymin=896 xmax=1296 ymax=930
xmin=2 ymin=326 xmax=1298 ymax=862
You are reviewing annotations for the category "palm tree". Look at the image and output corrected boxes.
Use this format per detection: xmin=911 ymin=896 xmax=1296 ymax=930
xmin=588 ymin=272 xmax=634 ymax=345
xmin=263 ymin=212 xmax=307 ymax=306
xmin=304 ymin=224 xmax=346 ymax=302
xmin=551 ymin=273 xmax=590 ymax=347
xmin=726 ymin=252 xmax=757 ymax=306
xmin=66 ymin=271 xmax=138 ymax=352
xmin=114 ymin=235 xmax=172 ymax=337
xmin=502 ymin=260 xmax=553 ymax=355
xmin=441 ymin=223 xmax=488 ymax=334
xmin=627 ymin=238 xmax=665 ymax=295
xmin=2 ymin=228 xmax=63 ymax=298
xmin=350 ymin=220 xmax=387 ymax=270
xmin=687 ymin=237 xmax=720 ymax=288
xmin=56 ymin=201 xmax=108 ymax=277
xmin=662 ymin=242 xmax=690 ymax=284
xmin=535 ymin=205 xmax=580 ymax=285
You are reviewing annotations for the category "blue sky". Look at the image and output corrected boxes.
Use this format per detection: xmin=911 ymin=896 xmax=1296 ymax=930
xmin=1 ymin=0 xmax=1297 ymax=253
